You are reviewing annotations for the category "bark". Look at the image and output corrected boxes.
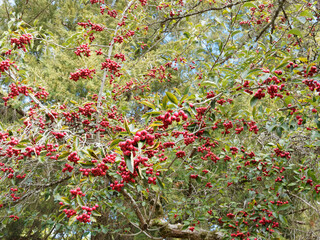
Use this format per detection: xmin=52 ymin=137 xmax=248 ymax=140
xmin=150 ymin=218 xmax=223 ymax=240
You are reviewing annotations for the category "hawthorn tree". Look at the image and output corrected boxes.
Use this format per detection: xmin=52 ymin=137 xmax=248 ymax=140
xmin=1 ymin=0 xmax=320 ymax=239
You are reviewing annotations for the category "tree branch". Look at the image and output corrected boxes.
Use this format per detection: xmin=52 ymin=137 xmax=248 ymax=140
xmin=121 ymin=188 xmax=148 ymax=230
xmin=288 ymin=192 xmax=320 ymax=216
xmin=210 ymin=4 xmax=242 ymax=70
xmin=255 ymin=0 xmax=286 ymax=42
xmin=96 ymin=0 xmax=135 ymax=111
xmin=150 ymin=218 xmax=223 ymax=240
xmin=149 ymin=0 xmax=255 ymax=26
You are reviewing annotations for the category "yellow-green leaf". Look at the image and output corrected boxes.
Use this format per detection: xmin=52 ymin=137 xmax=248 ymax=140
xmin=140 ymin=100 xmax=156 ymax=110
xmin=166 ymin=92 xmax=179 ymax=105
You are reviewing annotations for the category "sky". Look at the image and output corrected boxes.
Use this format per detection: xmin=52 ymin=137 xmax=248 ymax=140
xmin=0 ymin=0 xmax=15 ymax=4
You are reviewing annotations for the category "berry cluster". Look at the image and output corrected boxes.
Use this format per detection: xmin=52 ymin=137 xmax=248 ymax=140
xmin=114 ymin=53 xmax=126 ymax=62
xmin=51 ymin=131 xmax=66 ymax=139
xmin=63 ymin=209 xmax=77 ymax=218
xmin=103 ymin=154 xmax=116 ymax=163
xmin=190 ymin=174 xmax=198 ymax=179
xmin=206 ymin=91 xmax=215 ymax=99
xmin=10 ymin=193 xmax=20 ymax=201
xmin=70 ymin=68 xmax=96 ymax=81
xmin=9 ymin=215 xmax=19 ymax=221
xmin=70 ymin=187 xmax=85 ymax=198
xmin=176 ymin=150 xmax=186 ymax=158
xmin=107 ymin=9 xmax=117 ymax=18
xmin=303 ymin=65 xmax=317 ymax=77
xmin=273 ymin=148 xmax=290 ymax=159
xmin=156 ymin=110 xmax=188 ymax=129
xmin=68 ymin=152 xmax=80 ymax=164
xmin=34 ymin=87 xmax=49 ymax=100
xmin=62 ymin=163 xmax=74 ymax=173
xmin=2 ymin=83 xmax=32 ymax=106
xmin=75 ymin=44 xmax=91 ymax=57
xmin=222 ymin=121 xmax=233 ymax=134
xmin=254 ymin=88 xmax=265 ymax=99
xmin=101 ymin=58 xmax=121 ymax=75
xmin=119 ymin=130 xmax=155 ymax=156
xmin=0 ymin=59 xmax=14 ymax=77
xmin=77 ymin=204 xmax=99 ymax=223
xmin=286 ymin=61 xmax=298 ymax=69
xmin=110 ymin=180 xmax=124 ymax=192
xmin=79 ymin=161 xmax=108 ymax=177
xmin=139 ymin=0 xmax=148 ymax=6
xmin=148 ymin=176 xmax=157 ymax=184
xmin=11 ymin=34 xmax=32 ymax=51
xmin=90 ymin=0 xmax=104 ymax=4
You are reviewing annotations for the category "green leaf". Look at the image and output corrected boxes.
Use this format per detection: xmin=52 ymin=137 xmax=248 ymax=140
xmin=166 ymin=92 xmax=179 ymax=105
xmin=300 ymin=10 xmax=313 ymax=18
xmin=140 ymin=101 xmax=156 ymax=110
xmin=182 ymin=225 xmax=189 ymax=230
xmin=124 ymin=118 xmax=131 ymax=134
xmin=276 ymin=127 xmax=283 ymax=138
xmin=68 ymin=215 xmax=77 ymax=226
xmin=243 ymin=2 xmax=258 ymax=8
xmin=174 ymin=88 xmax=181 ymax=96
xmin=252 ymin=106 xmax=256 ymax=118
xmin=38 ymin=155 xmax=45 ymax=163
xmin=278 ymin=204 xmax=290 ymax=211
xmin=276 ymin=59 xmax=291 ymax=70
xmin=196 ymin=176 xmax=201 ymax=184
xmin=288 ymin=29 xmax=302 ymax=38
xmin=18 ymin=139 xmax=30 ymax=144
xmin=183 ymin=85 xmax=191 ymax=95
xmin=76 ymin=195 xmax=85 ymax=207
xmin=183 ymin=32 xmax=190 ymax=38
xmin=231 ymin=30 xmax=241 ymax=37
xmin=279 ymin=214 xmax=288 ymax=225
xmin=79 ymin=161 xmax=94 ymax=166
xmin=143 ymin=111 xmax=162 ymax=116
xmin=109 ymin=139 xmax=122 ymax=149
xmin=307 ymin=169 xmax=316 ymax=180
xmin=126 ymin=153 xmax=135 ymax=173
xmin=59 ymin=197 xmax=71 ymax=205
xmin=58 ymin=151 xmax=70 ymax=160
xmin=162 ymin=95 xmax=168 ymax=109
xmin=92 ymin=210 xmax=101 ymax=217
xmin=180 ymin=94 xmax=189 ymax=104
xmin=149 ymin=121 xmax=164 ymax=127
xmin=87 ymin=149 xmax=99 ymax=159
xmin=56 ymin=213 xmax=65 ymax=222
xmin=90 ymin=216 xmax=97 ymax=222
xmin=248 ymin=68 xmax=262 ymax=75
xmin=250 ymin=96 xmax=258 ymax=107
xmin=157 ymin=177 xmax=165 ymax=190
xmin=314 ymin=118 xmax=320 ymax=129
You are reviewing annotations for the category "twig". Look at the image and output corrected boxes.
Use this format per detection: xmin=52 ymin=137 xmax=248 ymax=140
xmin=96 ymin=0 xmax=135 ymax=110
xmin=210 ymin=3 xmax=243 ymax=70
xmin=95 ymin=0 xmax=135 ymax=141
xmin=148 ymin=0 xmax=254 ymax=27
xmin=288 ymin=192 xmax=320 ymax=216
xmin=255 ymin=0 xmax=286 ymax=42
xmin=121 ymin=188 xmax=148 ymax=230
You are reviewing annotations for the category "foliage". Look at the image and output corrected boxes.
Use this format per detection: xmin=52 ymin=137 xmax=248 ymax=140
xmin=0 ymin=0 xmax=320 ymax=239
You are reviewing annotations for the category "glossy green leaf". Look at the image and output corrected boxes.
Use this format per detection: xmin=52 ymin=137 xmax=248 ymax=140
xmin=140 ymin=100 xmax=156 ymax=110
xmin=166 ymin=92 xmax=179 ymax=105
